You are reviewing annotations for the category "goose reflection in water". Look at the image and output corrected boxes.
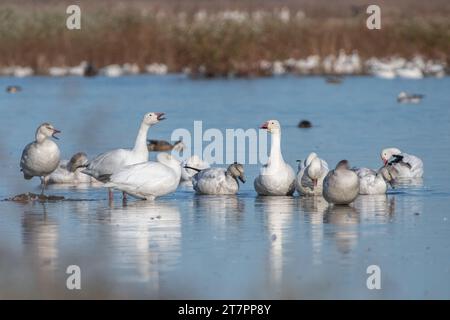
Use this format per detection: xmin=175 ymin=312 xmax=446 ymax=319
xmin=100 ymin=201 xmax=181 ymax=292
xmin=21 ymin=204 xmax=59 ymax=292
xmin=353 ymin=195 xmax=395 ymax=223
xmin=299 ymin=196 xmax=329 ymax=265
xmin=324 ymin=205 xmax=360 ymax=255
xmin=255 ymin=196 xmax=296 ymax=295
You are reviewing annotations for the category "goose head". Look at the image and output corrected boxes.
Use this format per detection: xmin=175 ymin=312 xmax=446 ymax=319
xmin=306 ymin=157 xmax=322 ymax=187
xmin=335 ymin=159 xmax=350 ymax=170
xmin=143 ymin=112 xmax=165 ymax=126
xmin=36 ymin=123 xmax=61 ymax=142
xmin=227 ymin=162 xmax=246 ymax=183
xmin=67 ymin=152 xmax=89 ymax=172
xmin=260 ymin=119 xmax=281 ymax=134
xmin=381 ymin=147 xmax=402 ymax=165
xmin=305 ymin=152 xmax=318 ymax=166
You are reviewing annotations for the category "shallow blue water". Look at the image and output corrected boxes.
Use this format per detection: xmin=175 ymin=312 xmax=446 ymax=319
xmin=0 ymin=75 xmax=449 ymax=299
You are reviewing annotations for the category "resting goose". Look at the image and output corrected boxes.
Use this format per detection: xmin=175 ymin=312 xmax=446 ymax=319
xmin=190 ymin=162 xmax=245 ymax=195
xmin=44 ymin=152 xmax=93 ymax=185
xmin=20 ymin=123 xmax=61 ymax=194
xmin=83 ymin=112 xmax=165 ymax=200
xmin=104 ymin=153 xmax=181 ymax=200
xmin=323 ymin=160 xmax=359 ymax=205
xmin=352 ymin=167 xmax=393 ymax=195
xmin=381 ymin=148 xmax=423 ymax=179
xmin=180 ymin=155 xmax=210 ymax=182
xmin=254 ymin=120 xmax=295 ymax=196
xmin=295 ymin=152 xmax=329 ymax=196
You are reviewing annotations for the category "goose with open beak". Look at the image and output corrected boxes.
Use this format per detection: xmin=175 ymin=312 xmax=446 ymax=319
xmin=20 ymin=123 xmax=61 ymax=194
xmin=82 ymin=112 xmax=165 ymax=201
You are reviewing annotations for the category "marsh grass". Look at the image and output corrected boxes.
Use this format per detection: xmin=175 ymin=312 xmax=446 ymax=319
xmin=0 ymin=0 xmax=449 ymax=76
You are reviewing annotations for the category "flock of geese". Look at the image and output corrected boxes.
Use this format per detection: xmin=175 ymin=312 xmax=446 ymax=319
xmin=19 ymin=113 xmax=424 ymax=205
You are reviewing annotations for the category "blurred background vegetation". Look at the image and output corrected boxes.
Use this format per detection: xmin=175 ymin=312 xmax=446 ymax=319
xmin=0 ymin=0 xmax=449 ymax=76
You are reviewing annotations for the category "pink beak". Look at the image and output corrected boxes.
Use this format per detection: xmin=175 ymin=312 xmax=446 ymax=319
xmin=260 ymin=121 xmax=269 ymax=129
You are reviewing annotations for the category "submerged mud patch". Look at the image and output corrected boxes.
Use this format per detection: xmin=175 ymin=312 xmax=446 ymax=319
xmin=3 ymin=193 xmax=100 ymax=203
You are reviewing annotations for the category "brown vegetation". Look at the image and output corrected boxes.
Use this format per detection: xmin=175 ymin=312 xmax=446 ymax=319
xmin=0 ymin=0 xmax=449 ymax=76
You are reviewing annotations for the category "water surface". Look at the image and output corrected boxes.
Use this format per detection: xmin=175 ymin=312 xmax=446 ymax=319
xmin=0 ymin=75 xmax=449 ymax=299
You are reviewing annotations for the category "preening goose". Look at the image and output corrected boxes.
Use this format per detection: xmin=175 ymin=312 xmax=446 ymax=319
xmin=190 ymin=162 xmax=245 ymax=195
xmin=254 ymin=120 xmax=295 ymax=196
xmin=104 ymin=153 xmax=181 ymax=200
xmin=295 ymin=152 xmax=329 ymax=196
xmin=20 ymin=123 xmax=61 ymax=194
xmin=380 ymin=147 xmax=423 ymax=179
xmin=323 ymin=160 xmax=359 ymax=205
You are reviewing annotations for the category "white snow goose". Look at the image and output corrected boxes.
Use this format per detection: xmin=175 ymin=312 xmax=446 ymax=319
xmin=295 ymin=152 xmax=329 ymax=196
xmin=254 ymin=120 xmax=295 ymax=196
xmin=104 ymin=153 xmax=181 ymax=200
xmin=380 ymin=147 xmax=423 ymax=179
xmin=82 ymin=112 xmax=165 ymax=200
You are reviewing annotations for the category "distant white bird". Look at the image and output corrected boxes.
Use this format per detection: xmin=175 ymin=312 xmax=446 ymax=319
xmin=372 ymin=68 xmax=396 ymax=79
xmin=323 ymin=160 xmax=359 ymax=204
xmin=83 ymin=112 xmax=165 ymax=200
xmin=190 ymin=163 xmax=245 ymax=195
xmin=352 ymin=167 xmax=393 ymax=195
xmin=254 ymin=120 xmax=295 ymax=196
xmin=397 ymin=91 xmax=424 ymax=104
xmin=44 ymin=152 xmax=94 ymax=185
xmin=102 ymin=64 xmax=123 ymax=77
xmin=295 ymin=152 xmax=329 ymax=196
xmin=20 ymin=123 xmax=61 ymax=194
xmin=180 ymin=155 xmax=210 ymax=181
xmin=104 ymin=153 xmax=181 ymax=200
xmin=396 ymin=66 xmax=423 ymax=79
xmin=48 ymin=67 xmax=69 ymax=77
xmin=380 ymin=148 xmax=423 ymax=179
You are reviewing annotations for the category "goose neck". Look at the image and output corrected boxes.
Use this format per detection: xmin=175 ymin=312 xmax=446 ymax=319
xmin=132 ymin=122 xmax=150 ymax=155
xmin=269 ymin=131 xmax=283 ymax=165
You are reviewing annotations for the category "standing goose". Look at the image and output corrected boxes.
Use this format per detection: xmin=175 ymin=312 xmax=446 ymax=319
xmin=180 ymin=155 xmax=210 ymax=182
xmin=295 ymin=152 xmax=329 ymax=196
xmin=380 ymin=148 xmax=423 ymax=179
xmin=82 ymin=112 xmax=165 ymax=199
xmin=20 ymin=123 xmax=61 ymax=194
xmin=104 ymin=153 xmax=181 ymax=200
xmin=352 ymin=167 xmax=393 ymax=195
xmin=254 ymin=120 xmax=295 ymax=196
xmin=44 ymin=152 xmax=93 ymax=185
xmin=323 ymin=160 xmax=359 ymax=205
xmin=189 ymin=162 xmax=245 ymax=195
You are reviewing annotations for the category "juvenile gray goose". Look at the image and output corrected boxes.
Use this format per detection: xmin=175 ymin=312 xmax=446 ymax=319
xmin=20 ymin=123 xmax=61 ymax=194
